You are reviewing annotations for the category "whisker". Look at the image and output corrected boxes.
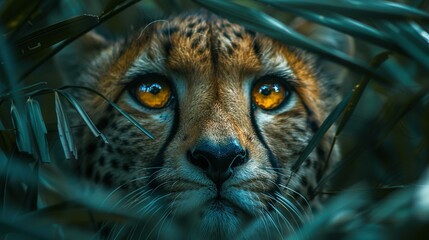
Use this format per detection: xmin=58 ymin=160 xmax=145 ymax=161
xmin=263 ymin=193 xmax=300 ymax=231
xmin=101 ymin=168 xmax=167 ymax=206
xmin=278 ymin=183 xmax=313 ymax=217
xmin=263 ymin=168 xmax=313 ymax=213
xmin=263 ymin=208 xmax=283 ymax=238
xmin=252 ymin=194 xmax=276 ymax=239
xmin=267 ymin=201 xmax=295 ymax=236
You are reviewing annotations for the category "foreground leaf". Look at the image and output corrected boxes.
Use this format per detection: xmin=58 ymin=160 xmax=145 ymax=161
xmin=10 ymin=101 xmax=32 ymax=154
xmin=14 ymin=15 xmax=100 ymax=56
xmin=59 ymin=86 xmax=154 ymax=140
xmin=58 ymin=91 xmax=108 ymax=143
xmin=26 ymin=98 xmax=50 ymax=163
xmin=292 ymin=92 xmax=352 ymax=172
xmin=54 ymin=92 xmax=77 ymax=160
xmin=262 ymin=0 xmax=429 ymax=21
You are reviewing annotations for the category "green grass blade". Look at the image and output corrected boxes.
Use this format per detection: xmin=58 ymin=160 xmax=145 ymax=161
xmin=14 ymin=15 xmax=100 ymax=56
xmin=0 ymin=25 xmax=18 ymax=93
xmin=58 ymin=91 xmax=108 ymax=144
xmin=101 ymin=0 xmax=127 ymax=16
xmin=263 ymin=0 xmax=429 ymax=21
xmin=59 ymin=86 xmax=154 ymax=140
xmin=317 ymin=84 xmax=429 ymax=193
xmin=10 ymin=101 xmax=32 ymax=154
xmin=325 ymin=51 xmax=391 ymax=165
xmin=17 ymin=0 xmax=142 ymax=83
xmin=292 ymin=92 xmax=352 ymax=173
xmin=336 ymin=51 xmax=392 ymax=135
xmin=54 ymin=92 xmax=77 ymax=160
xmin=263 ymin=5 xmax=399 ymax=52
xmin=0 ymin=82 xmax=47 ymax=99
xmin=26 ymin=98 xmax=50 ymax=163
xmin=376 ymin=21 xmax=429 ymax=69
xmin=193 ymin=0 xmax=388 ymax=85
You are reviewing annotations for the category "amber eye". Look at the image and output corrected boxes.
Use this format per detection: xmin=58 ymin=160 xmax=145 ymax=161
xmin=252 ymin=78 xmax=289 ymax=110
xmin=133 ymin=74 xmax=172 ymax=109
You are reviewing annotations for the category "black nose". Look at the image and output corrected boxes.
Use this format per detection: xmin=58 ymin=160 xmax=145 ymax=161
xmin=188 ymin=139 xmax=247 ymax=188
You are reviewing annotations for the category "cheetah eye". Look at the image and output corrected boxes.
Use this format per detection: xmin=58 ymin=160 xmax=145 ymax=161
xmin=251 ymin=76 xmax=290 ymax=110
xmin=130 ymin=73 xmax=172 ymax=109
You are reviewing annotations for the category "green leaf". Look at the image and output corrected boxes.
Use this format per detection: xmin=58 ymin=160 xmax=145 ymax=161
xmin=264 ymin=6 xmax=399 ymax=52
xmin=337 ymin=51 xmax=392 ymax=135
xmin=292 ymin=92 xmax=352 ymax=172
xmin=26 ymin=97 xmax=50 ymax=163
xmin=317 ymin=83 xmax=429 ymax=192
xmin=0 ymin=24 xmax=18 ymax=93
xmin=193 ymin=0 xmax=388 ymax=85
xmin=261 ymin=0 xmax=429 ymax=21
xmin=101 ymin=0 xmax=127 ymax=16
xmin=58 ymin=91 xmax=108 ymax=144
xmin=14 ymin=15 xmax=99 ymax=56
xmin=0 ymin=82 xmax=47 ymax=99
xmin=59 ymin=86 xmax=154 ymax=140
xmin=16 ymin=0 xmax=143 ymax=83
xmin=376 ymin=21 xmax=429 ymax=69
xmin=324 ymin=51 xmax=391 ymax=165
xmin=0 ymin=0 xmax=40 ymax=33
xmin=54 ymin=92 xmax=77 ymax=160
xmin=10 ymin=101 xmax=32 ymax=154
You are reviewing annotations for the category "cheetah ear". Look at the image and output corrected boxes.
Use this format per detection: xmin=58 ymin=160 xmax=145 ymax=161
xmin=55 ymin=31 xmax=110 ymax=85
xmin=291 ymin=18 xmax=355 ymax=84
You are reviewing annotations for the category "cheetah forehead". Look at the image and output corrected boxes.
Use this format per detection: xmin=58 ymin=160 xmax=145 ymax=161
xmin=120 ymin=11 xmax=303 ymax=83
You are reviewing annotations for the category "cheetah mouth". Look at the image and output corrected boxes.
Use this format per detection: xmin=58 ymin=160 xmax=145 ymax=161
xmin=201 ymin=192 xmax=259 ymax=221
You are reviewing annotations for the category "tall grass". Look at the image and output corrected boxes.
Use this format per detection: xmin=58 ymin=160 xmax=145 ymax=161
xmin=1 ymin=0 xmax=428 ymax=239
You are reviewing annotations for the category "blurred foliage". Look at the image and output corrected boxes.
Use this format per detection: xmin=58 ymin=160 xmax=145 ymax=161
xmin=1 ymin=0 xmax=429 ymax=239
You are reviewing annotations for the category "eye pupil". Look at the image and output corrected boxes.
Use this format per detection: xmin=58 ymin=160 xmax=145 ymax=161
xmin=260 ymin=85 xmax=272 ymax=96
xmin=149 ymin=84 xmax=161 ymax=95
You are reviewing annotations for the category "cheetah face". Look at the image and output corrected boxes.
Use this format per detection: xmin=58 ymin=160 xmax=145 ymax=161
xmin=70 ymin=10 xmax=351 ymax=239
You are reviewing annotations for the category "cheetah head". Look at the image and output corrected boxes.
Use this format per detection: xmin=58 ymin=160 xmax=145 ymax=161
xmin=58 ymin=10 xmax=352 ymax=240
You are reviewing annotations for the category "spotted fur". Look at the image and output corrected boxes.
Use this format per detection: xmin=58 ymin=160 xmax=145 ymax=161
xmin=63 ymin=10 xmax=351 ymax=240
